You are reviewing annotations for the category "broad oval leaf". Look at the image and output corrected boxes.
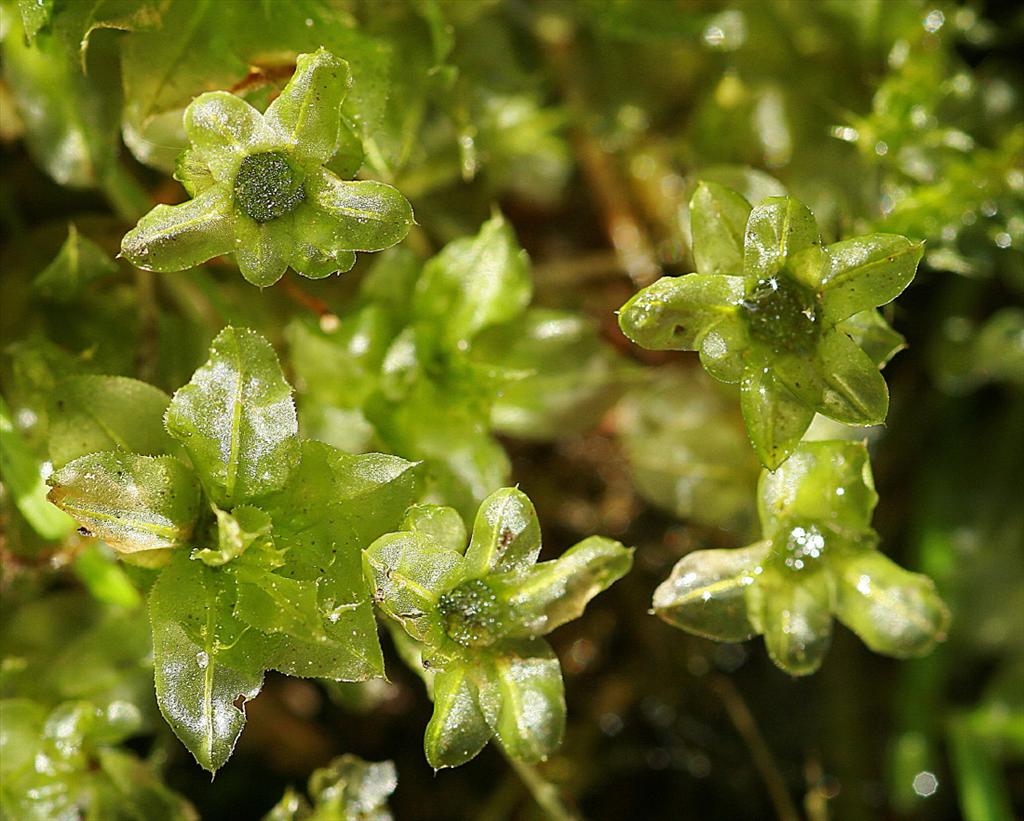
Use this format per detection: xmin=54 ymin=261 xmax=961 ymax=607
xmin=413 ymin=213 xmax=532 ymax=348
xmin=148 ymin=554 xmax=265 ymax=773
xmin=265 ymin=48 xmax=352 ymax=164
xmin=739 ymin=366 xmax=815 ymax=470
xmin=165 ymin=327 xmax=299 ymax=507
xmin=494 ymin=537 xmax=633 ymax=638
xmin=746 ymin=564 xmax=833 ymax=676
xmin=618 ymin=274 xmax=745 ymax=351
xmin=183 ymin=91 xmax=275 ymax=182
xmin=424 ymin=664 xmax=492 ymax=770
xmin=120 ymin=186 xmax=235 ymax=273
xmin=478 ymin=639 xmax=565 ymax=763
xmin=49 ymin=375 xmax=176 ymax=469
xmin=833 ymin=551 xmax=950 ymax=658
xmin=47 ymin=451 xmax=200 ymax=553
xmin=690 ymin=181 xmax=751 ymax=275
xmin=743 ymin=196 xmax=821 ymax=282
xmin=402 ymin=504 xmax=468 ymax=554
xmin=758 ymin=440 xmax=877 ymax=536
xmin=815 ymin=329 xmax=890 ymax=426
xmin=821 ymin=235 xmax=923 ymax=324
xmin=464 ymin=487 xmax=542 ymax=577
xmin=363 ymin=532 xmax=467 ymax=646
xmin=305 ymin=171 xmax=414 ymax=252
xmin=653 ymin=542 xmax=770 ymax=642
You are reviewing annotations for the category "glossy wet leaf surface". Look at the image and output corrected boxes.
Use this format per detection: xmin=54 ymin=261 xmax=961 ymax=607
xmin=365 ymin=486 xmax=631 ymax=767
xmin=653 ymin=441 xmax=949 ymax=676
xmin=619 ymin=184 xmax=924 ymax=468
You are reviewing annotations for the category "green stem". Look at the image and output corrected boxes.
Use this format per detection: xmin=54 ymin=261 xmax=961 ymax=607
xmin=503 ymin=751 xmax=578 ymax=821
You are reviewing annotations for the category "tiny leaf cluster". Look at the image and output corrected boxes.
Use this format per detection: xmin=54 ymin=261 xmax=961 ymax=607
xmin=121 ymin=49 xmax=414 ymax=287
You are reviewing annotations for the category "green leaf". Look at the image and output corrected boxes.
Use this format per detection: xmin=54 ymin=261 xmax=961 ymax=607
xmin=414 ymin=213 xmax=532 ymax=348
xmin=264 ymin=48 xmax=351 ymax=164
xmin=739 ymin=366 xmax=815 ymax=469
xmin=463 ymin=487 xmax=542 ymax=577
xmin=424 ymin=663 xmax=492 ymax=769
xmin=758 ymin=440 xmax=877 ymax=536
xmin=193 ymin=505 xmax=272 ymax=567
xmin=95 ymin=747 xmax=198 ymax=820
xmin=838 ymin=309 xmax=906 ymax=367
xmin=48 ymin=375 xmax=175 ymax=469
xmin=478 ymin=639 xmax=565 ymax=763
xmin=618 ymin=274 xmax=745 ymax=351
xmin=303 ymin=170 xmax=415 ymax=253
xmin=148 ymin=554 xmax=265 ymax=773
xmin=259 ymin=443 xmax=417 ymax=680
xmin=182 ymin=91 xmax=275 ymax=182
xmin=295 ymin=754 xmax=398 ymax=819
xmin=47 ymin=451 xmax=200 ymax=554
xmin=363 ymin=532 xmax=466 ymax=646
xmin=120 ymin=186 xmax=235 ymax=273
xmin=32 ymin=224 xmax=118 ymax=302
xmin=618 ymin=369 xmax=760 ymax=531
xmin=165 ymin=327 xmax=298 ymax=507
xmin=369 ymin=383 xmax=510 ymax=520
xmin=233 ymin=213 xmax=291 ymax=288
xmin=471 ymin=308 xmax=632 ymax=440
xmin=1 ymin=15 xmax=119 ymax=188
xmin=16 ymin=0 xmax=54 ymax=42
xmin=72 ymin=543 xmax=143 ymax=608
xmin=119 ymin=1 xmax=388 ymax=172
xmin=233 ymin=567 xmax=325 ymax=640
xmin=746 ymin=564 xmax=833 ymax=676
xmin=0 ymin=396 xmax=74 ymax=540
xmin=653 ymin=543 xmax=769 ymax=642
xmin=493 ymin=537 xmax=633 ymax=638
xmin=815 ymin=329 xmax=890 ymax=425
xmin=821 ymin=235 xmax=923 ymax=324
xmin=699 ymin=315 xmax=751 ymax=383
xmin=401 ymin=504 xmax=468 ymax=554
xmin=690 ymin=181 xmax=752 ymax=275
xmin=743 ymin=196 xmax=821 ymax=283
xmin=833 ymin=550 xmax=950 ymax=658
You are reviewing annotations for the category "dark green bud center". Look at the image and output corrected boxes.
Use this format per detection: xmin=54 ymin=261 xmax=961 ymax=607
xmin=742 ymin=275 xmax=820 ymax=355
xmin=233 ymin=151 xmax=305 ymax=224
xmin=438 ymin=578 xmax=505 ymax=647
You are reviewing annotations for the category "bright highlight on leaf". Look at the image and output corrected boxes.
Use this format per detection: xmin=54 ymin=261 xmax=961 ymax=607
xmin=652 ymin=441 xmax=950 ymax=676
xmin=120 ymin=49 xmax=414 ymax=287
xmin=619 ymin=182 xmax=923 ymax=469
xmin=364 ymin=486 xmax=633 ymax=768
xmin=45 ymin=327 xmax=420 ymax=773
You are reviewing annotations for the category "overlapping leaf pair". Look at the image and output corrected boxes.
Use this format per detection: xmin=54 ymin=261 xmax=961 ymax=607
xmin=653 ymin=441 xmax=950 ymax=675
xmin=619 ymin=181 xmax=923 ymax=468
xmin=364 ymin=488 xmax=633 ymax=767
xmin=47 ymin=327 xmax=420 ymax=772
xmin=121 ymin=49 xmax=414 ymax=286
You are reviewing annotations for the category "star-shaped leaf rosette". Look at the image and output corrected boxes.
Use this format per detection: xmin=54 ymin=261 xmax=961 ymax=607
xmin=619 ymin=181 xmax=923 ymax=468
xmin=652 ymin=440 xmax=949 ymax=676
xmin=121 ymin=48 xmax=414 ymax=287
xmin=363 ymin=489 xmax=633 ymax=768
